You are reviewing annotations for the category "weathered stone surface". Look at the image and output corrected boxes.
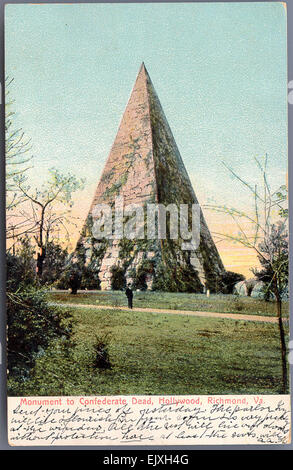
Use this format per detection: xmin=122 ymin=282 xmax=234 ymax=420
xmin=234 ymin=279 xmax=265 ymax=298
xmin=234 ymin=280 xmax=248 ymax=296
xmin=76 ymin=63 xmax=225 ymax=290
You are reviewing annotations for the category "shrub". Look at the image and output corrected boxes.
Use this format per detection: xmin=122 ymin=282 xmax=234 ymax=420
xmin=132 ymin=260 xmax=155 ymax=291
xmin=56 ymin=263 xmax=101 ymax=291
xmin=110 ymin=265 xmax=126 ymax=290
xmin=220 ymin=271 xmax=245 ymax=294
xmin=229 ymin=296 xmax=244 ymax=312
xmin=11 ymin=336 xmax=77 ymax=396
xmin=40 ymin=242 xmax=69 ymax=286
xmin=152 ymin=261 xmax=203 ymax=293
xmin=92 ymin=334 xmax=112 ymax=370
xmin=7 ymin=248 xmax=36 ymax=291
xmin=80 ymin=263 xmax=101 ymax=290
xmin=7 ymin=287 xmax=73 ymax=385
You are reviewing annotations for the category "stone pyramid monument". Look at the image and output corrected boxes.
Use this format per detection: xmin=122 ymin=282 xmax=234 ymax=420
xmin=75 ymin=63 xmax=225 ymax=291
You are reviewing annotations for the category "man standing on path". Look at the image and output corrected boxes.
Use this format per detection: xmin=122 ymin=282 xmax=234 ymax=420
xmin=125 ymin=284 xmax=133 ymax=309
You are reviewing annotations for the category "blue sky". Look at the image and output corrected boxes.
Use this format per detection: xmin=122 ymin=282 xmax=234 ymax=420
xmin=5 ymin=2 xmax=288 ymax=274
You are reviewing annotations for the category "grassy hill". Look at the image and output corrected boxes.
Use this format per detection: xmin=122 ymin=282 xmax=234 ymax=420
xmin=9 ymin=298 xmax=289 ymax=396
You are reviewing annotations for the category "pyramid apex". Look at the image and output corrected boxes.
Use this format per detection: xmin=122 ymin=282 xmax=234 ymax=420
xmin=139 ymin=62 xmax=148 ymax=74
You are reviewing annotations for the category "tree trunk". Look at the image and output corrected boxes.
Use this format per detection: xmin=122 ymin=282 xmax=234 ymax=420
xmin=36 ymin=207 xmax=45 ymax=277
xmin=36 ymin=247 xmax=45 ymax=277
xmin=275 ymin=282 xmax=288 ymax=394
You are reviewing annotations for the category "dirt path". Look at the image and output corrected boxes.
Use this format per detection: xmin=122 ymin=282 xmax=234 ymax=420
xmin=50 ymin=302 xmax=285 ymax=323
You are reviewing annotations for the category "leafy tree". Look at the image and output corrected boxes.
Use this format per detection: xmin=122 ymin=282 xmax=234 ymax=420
xmin=79 ymin=263 xmax=101 ymax=290
xmin=253 ymin=222 xmax=288 ymax=299
xmin=41 ymin=241 xmax=69 ymax=286
xmin=11 ymin=168 xmax=84 ymax=277
xmin=6 ymin=236 xmax=74 ymax=392
xmin=252 ymin=222 xmax=288 ymax=388
xmin=206 ymin=155 xmax=289 ymax=392
xmin=110 ymin=265 xmax=126 ymax=290
xmin=6 ymin=236 xmax=36 ymax=290
xmin=5 ymin=81 xmax=77 ymax=395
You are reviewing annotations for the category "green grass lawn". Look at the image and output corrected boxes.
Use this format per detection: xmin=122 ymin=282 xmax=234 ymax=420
xmin=13 ymin=304 xmax=289 ymax=396
xmin=48 ymin=290 xmax=289 ymax=317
